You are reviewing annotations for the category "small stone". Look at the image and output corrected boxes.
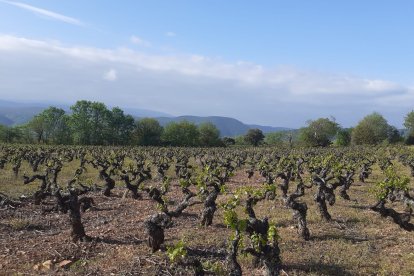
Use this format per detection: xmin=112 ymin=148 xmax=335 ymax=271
xmin=42 ymin=260 xmax=53 ymax=270
xmin=58 ymin=260 xmax=73 ymax=269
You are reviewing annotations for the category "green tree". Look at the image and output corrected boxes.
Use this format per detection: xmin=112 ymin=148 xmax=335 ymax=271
xmin=0 ymin=125 xmax=8 ymax=142
xmin=27 ymin=106 xmax=71 ymax=144
xmin=35 ymin=107 xmax=71 ymax=144
xmin=264 ymin=132 xmax=287 ymax=146
xmin=27 ymin=114 xmax=46 ymax=143
xmin=70 ymin=100 xmax=93 ymax=145
xmin=406 ymin=134 xmax=414 ymax=145
xmin=198 ymin=122 xmax=222 ymax=146
xmin=107 ymin=107 xmax=135 ymax=145
xmin=162 ymin=120 xmax=200 ymax=146
xmin=0 ymin=125 xmax=23 ymax=143
xmin=403 ymin=111 xmax=414 ymax=144
xmin=222 ymin=137 xmax=236 ymax=146
xmin=387 ymin=126 xmax=402 ymax=144
xmin=15 ymin=125 xmax=33 ymax=143
xmin=244 ymin=128 xmax=265 ymax=146
xmin=234 ymin=135 xmax=248 ymax=145
xmin=70 ymin=100 xmax=111 ymax=145
xmin=334 ymin=128 xmax=352 ymax=146
xmin=133 ymin=118 xmax=164 ymax=146
xmin=299 ymin=118 xmax=339 ymax=147
xmin=404 ymin=110 xmax=414 ymax=133
xmin=51 ymin=115 xmax=71 ymax=144
xmin=351 ymin=112 xmax=390 ymax=145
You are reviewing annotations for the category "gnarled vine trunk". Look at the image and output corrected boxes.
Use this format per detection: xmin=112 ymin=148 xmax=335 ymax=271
xmin=68 ymin=191 xmax=89 ymax=242
xmin=227 ymin=230 xmax=242 ymax=276
xmin=200 ymin=186 xmax=219 ymax=226
xmin=144 ymin=213 xmax=171 ymax=252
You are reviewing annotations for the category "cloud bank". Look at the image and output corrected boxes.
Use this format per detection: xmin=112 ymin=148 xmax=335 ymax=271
xmin=0 ymin=35 xmax=412 ymax=127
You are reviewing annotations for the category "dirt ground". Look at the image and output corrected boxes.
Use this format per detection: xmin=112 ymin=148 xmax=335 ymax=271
xmin=1 ymin=166 xmax=414 ymax=275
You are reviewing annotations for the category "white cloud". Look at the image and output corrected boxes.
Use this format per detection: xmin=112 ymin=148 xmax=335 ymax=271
xmin=103 ymin=69 xmax=117 ymax=81
xmin=165 ymin=31 xmax=176 ymax=37
xmin=363 ymin=79 xmax=400 ymax=92
xmin=130 ymin=36 xmax=151 ymax=47
xmin=0 ymin=34 xmax=411 ymax=127
xmin=0 ymin=0 xmax=83 ymax=26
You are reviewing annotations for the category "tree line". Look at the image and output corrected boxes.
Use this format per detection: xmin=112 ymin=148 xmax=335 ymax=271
xmin=1 ymin=100 xmax=414 ymax=147
xmin=225 ymin=112 xmax=414 ymax=147
xmin=261 ymin=112 xmax=412 ymax=147
xmin=0 ymin=100 xmax=223 ymax=147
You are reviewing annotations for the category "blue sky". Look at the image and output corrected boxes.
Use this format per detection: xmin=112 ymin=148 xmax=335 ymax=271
xmin=0 ymin=0 xmax=413 ymax=127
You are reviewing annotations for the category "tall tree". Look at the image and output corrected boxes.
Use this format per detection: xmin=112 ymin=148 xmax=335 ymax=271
xmin=351 ymin=112 xmax=390 ymax=145
xmin=198 ymin=122 xmax=222 ymax=146
xmin=334 ymin=128 xmax=352 ymax=146
xmin=162 ymin=120 xmax=199 ymax=146
xmin=26 ymin=106 xmax=71 ymax=144
xmin=222 ymin=137 xmax=236 ymax=146
xmin=70 ymin=101 xmax=92 ymax=145
xmin=27 ymin=114 xmax=46 ymax=143
xmin=0 ymin=125 xmax=23 ymax=143
xmin=133 ymin=118 xmax=163 ymax=146
xmin=107 ymin=107 xmax=135 ymax=145
xmin=387 ymin=126 xmax=402 ymax=144
xmin=404 ymin=111 xmax=414 ymax=144
xmin=39 ymin=107 xmax=71 ymax=144
xmin=404 ymin=110 xmax=414 ymax=133
xmin=244 ymin=128 xmax=265 ymax=146
xmin=264 ymin=132 xmax=287 ymax=146
xmin=299 ymin=118 xmax=339 ymax=147
xmin=70 ymin=100 xmax=111 ymax=145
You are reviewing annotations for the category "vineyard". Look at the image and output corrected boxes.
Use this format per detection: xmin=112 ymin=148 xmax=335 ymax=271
xmin=0 ymin=145 xmax=413 ymax=275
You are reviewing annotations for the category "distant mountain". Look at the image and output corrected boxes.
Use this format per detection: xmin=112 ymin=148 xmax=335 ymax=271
xmin=0 ymin=100 xmax=46 ymax=126
xmin=122 ymin=107 xmax=171 ymax=118
xmin=0 ymin=115 xmax=13 ymax=126
xmin=148 ymin=115 xmax=290 ymax=137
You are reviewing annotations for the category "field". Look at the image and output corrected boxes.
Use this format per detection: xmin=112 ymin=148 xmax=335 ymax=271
xmin=0 ymin=145 xmax=413 ymax=275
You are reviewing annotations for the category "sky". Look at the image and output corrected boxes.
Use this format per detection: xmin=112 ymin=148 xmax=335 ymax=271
xmin=0 ymin=0 xmax=414 ymax=128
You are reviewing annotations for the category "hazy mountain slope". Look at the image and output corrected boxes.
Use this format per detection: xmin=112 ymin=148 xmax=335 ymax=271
xmin=150 ymin=115 xmax=290 ymax=137
xmin=0 ymin=115 xmax=13 ymax=126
